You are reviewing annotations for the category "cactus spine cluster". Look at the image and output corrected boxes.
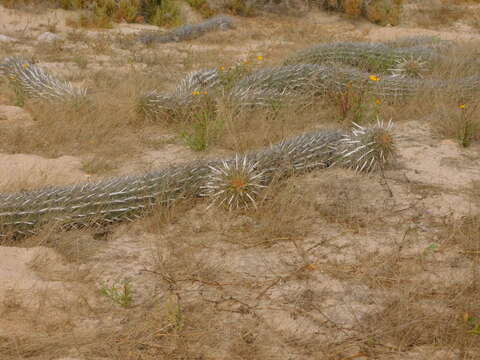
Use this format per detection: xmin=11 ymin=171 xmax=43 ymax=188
xmin=332 ymin=119 xmax=395 ymax=172
xmin=0 ymin=122 xmax=395 ymax=239
xmin=202 ymin=155 xmax=266 ymax=210
xmin=0 ymin=57 xmax=89 ymax=103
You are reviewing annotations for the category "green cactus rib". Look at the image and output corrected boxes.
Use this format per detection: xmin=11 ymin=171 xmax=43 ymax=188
xmin=283 ymin=42 xmax=437 ymax=75
xmin=0 ymin=122 xmax=394 ymax=239
xmin=0 ymin=57 xmax=89 ymax=103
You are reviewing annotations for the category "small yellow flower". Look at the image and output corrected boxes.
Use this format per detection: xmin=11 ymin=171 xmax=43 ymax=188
xmin=219 ymin=66 xmax=225 ymax=71
xmin=10 ymin=75 xmax=16 ymax=80
xmin=203 ymin=91 xmax=208 ymax=95
xmin=375 ymin=99 xmax=381 ymax=105
xmin=257 ymin=55 xmax=264 ymax=61
xmin=459 ymin=104 xmax=466 ymax=109
xmin=22 ymin=63 xmax=29 ymax=68
xmin=369 ymin=75 xmax=380 ymax=82
xmin=192 ymin=91 xmax=200 ymax=96
xmin=244 ymin=60 xmax=250 ymax=65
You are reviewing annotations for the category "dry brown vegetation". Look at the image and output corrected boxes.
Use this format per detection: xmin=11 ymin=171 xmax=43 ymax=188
xmin=0 ymin=1 xmax=480 ymax=359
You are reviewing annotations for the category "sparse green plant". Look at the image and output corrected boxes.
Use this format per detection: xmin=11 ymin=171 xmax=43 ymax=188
xmin=99 ymin=280 xmax=134 ymax=308
xmin=148 ymin=0 xmax=182 ymax=27
xmin=181 ymin=96 xmax=223 ymax=151
xmin=218 ymin=62 xmax=252 ymax=93
xmin=424 ymin=243 xmax=439 ymax=254
xmin=328 ymin=80 xmax=384 ymax=124
xmin=164 ymin=294 xmax=184 ymax=333
xmin=73 ymin=55 xmax=88 ymax=69
xmin=465 ymin=314 xmax=480 ymax=335
xmin=457 ymin=103 xmax=479 ymax=148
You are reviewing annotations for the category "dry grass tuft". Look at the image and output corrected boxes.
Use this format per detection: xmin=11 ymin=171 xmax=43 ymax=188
xmin=1 ymin=4 xmax=480 ymax=359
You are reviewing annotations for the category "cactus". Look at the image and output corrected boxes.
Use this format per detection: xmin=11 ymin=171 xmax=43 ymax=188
xmin=0 ymin=57 xmax=89 ymax=103
xmin=283 ymin=42 xmax=436 ymax=76
xmin=201 ymin=129 xmax=344 ymax=210
xmin=202 ymin=155 xmax=266 ymax=210
xmin=138 ymin=15 xmax=234 ymax=45
xmin=331 ymin=118 xmax=396 ymax=172
xmin=386 ymin=36 xmax=450 ymax=49
xmin=137 ymin=68 xmax=221 ymax=119
xmin=140 ymin=62 xmax=480 ymax=116
xmin=175 ymin=68 xmax=221 ymax=94
xmin=230 ymin=64 xmax=424 ymax=105
xmin=234 ymin=63 xmax=480 ymax=104
xmin=0 ymin=162 xmax=210 ymax=239
xmin=230 ymin=64 xmax=333 ymax=106
xmin=0 ymin=122 xmax=395 ymax=238
xmin=389 ymin=55 xmax=429 ymax=78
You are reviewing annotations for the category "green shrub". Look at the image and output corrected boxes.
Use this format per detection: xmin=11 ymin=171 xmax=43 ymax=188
xmin=148 ymin=0 xmax=183 ymax=27
xmin=0 ymin=0 xmax=185 ymax=28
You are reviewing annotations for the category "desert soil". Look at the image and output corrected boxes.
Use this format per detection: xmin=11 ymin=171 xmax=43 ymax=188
xmin=0 ymin=1 xmax=479 ymax=359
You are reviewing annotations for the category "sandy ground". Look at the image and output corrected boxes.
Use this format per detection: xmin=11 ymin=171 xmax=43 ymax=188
xmin=0 ymin=2 xmax=479 ymax=359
